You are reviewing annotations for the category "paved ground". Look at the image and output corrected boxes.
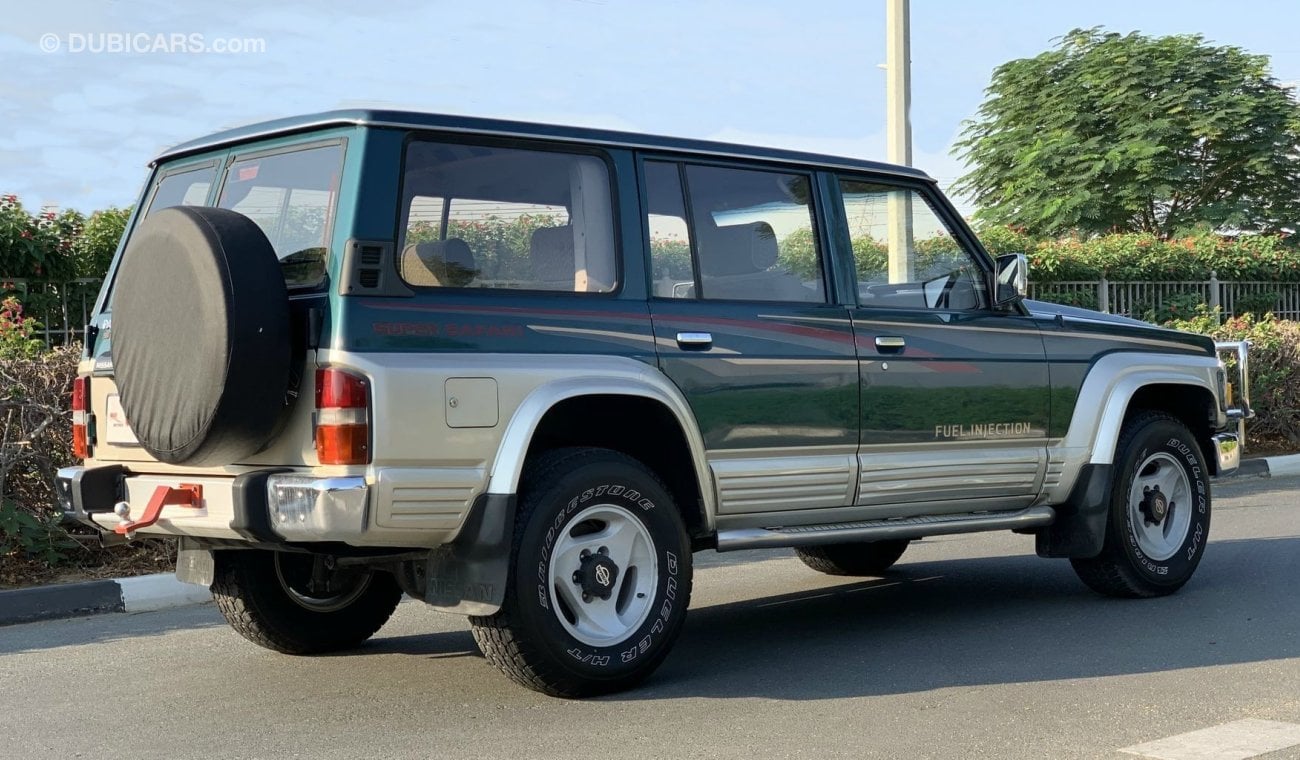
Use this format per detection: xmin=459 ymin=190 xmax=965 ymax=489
xmin=2 ymin=477 xmax=1297 ymax=760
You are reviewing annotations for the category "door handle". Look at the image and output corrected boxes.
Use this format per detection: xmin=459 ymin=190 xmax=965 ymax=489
xmin=676 ymin=331 xmax=713 ymax=349
xmin=874 ymin=336 xmax=906 ymax=352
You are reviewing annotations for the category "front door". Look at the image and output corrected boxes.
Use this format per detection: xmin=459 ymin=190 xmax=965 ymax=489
xmin=834 ymin=177 xmax=1050 ymax=514
xmin=641 ymin=159 xmax=859 ymax=520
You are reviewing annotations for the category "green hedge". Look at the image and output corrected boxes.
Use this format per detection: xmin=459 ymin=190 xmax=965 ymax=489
xmin=975 ymin=226 xmax=1300 ymax=283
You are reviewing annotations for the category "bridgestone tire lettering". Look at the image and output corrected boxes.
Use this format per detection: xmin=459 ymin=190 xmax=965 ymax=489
xmin=1070 ymin=411 xmax=1212 ymax=598
xmin=468 ymin=447 xmax=693 ymax=698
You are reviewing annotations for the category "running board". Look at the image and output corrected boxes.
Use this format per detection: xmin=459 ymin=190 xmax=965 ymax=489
xmin=715 ymin=506 xmax=1057 ymax=552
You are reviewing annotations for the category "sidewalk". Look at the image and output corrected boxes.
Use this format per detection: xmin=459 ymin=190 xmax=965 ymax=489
xmin=3 ymin=452 xmax=1296 ymax=628
xmin=1231 ymin=452 xmax=1300 ymax=480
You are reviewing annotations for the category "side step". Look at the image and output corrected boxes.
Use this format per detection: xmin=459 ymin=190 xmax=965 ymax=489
xmin=715 ymin=506 xmax=1056 ymax=552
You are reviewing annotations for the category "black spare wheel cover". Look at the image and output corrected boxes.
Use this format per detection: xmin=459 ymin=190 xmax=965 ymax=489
xmin=112 ymin=206 xmax=292 ymax=465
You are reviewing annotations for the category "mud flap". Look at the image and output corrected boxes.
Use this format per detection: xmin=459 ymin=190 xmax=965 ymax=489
xmin=1036 ymin=464 xmax=1112 ymax=558
xmin=175 ymin=537 xmax=215 ymax=586
xmin=424 ymin=494 xmax=516 ymax=615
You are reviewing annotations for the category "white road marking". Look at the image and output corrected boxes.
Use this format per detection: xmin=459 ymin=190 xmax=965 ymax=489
xmin=1121 ymin=718 xmax=1300 ymax=760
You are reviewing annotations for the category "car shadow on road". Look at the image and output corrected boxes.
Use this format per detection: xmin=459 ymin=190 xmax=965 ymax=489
xmin=330 ymin=628 xmax=482 ymax=660
xmin=615 ymin=535 xmax=1300 ymax=701
xmin=0 ymin=603 xmax=225 ymax=655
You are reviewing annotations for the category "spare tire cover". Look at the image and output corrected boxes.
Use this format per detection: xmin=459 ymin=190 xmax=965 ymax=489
xmin=112 ymin=206 xmax=292 ymax=465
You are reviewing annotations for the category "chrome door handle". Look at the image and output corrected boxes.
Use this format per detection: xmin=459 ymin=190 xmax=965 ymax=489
xmin=676 ymin=331 xmax=713 ymax=348
xmin=874 ymin=336 xmax=906 ymax=351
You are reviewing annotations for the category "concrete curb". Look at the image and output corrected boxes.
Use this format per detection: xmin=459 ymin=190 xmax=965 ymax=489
xmin=0 ymin=572 xmax=209 ymax=627
xmin=1223 ymin=453 xmax=1300 ymax=480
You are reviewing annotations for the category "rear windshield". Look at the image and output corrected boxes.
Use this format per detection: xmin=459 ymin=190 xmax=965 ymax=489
xmin=145 ymin=164 xmax=217 ymax=216
xmin=217 ymin=143 xmax=344 ymax=289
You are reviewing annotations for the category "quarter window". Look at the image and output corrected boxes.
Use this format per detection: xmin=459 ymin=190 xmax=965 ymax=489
xmin=647 ymin=161 xmax=824 ymax=303
xmin=218 ymin=144 xmax=344 ymax=289
xmin=398 ymin=142 xmax=617 ymax=293
xmin=839 ymin=180 xmax=987 ymax=310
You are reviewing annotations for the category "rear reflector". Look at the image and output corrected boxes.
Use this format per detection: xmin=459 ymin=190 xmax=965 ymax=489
xmin=71 ymin=376 xmax=90 ymax=459
xmin=315 ymin=368 xmax=369 ymax=465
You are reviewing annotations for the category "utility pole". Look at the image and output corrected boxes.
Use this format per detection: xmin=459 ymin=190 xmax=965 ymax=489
xmin=885 ymin=0 xmax=914 ymax=283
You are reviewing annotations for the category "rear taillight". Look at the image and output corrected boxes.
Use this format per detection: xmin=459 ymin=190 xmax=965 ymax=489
xmin=315 ymin=368 xmax=370 ymax=465
xmin=71 ymin=376 xmax=90 ymax=459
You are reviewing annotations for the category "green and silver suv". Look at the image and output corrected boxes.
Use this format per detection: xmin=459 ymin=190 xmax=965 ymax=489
xmin=58 ymin=110 xmax=1250 ymax=697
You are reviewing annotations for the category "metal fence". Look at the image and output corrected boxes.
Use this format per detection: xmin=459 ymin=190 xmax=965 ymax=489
xmin=2 ymin=278 xmax=102 ymax=347
xmin=5 ymin=274 xmax=1299 ymax=346
xmin=1028 ymin=274 xmax=1300 ymax=320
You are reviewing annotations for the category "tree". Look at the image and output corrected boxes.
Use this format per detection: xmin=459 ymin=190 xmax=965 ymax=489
xmin=954 ymin=28 xmax=1300 ymax=239
xmin=75 ymin=207 xmax=130 ymax=278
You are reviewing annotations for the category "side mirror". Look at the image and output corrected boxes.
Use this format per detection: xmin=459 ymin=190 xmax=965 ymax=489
xmin=994 ymin=253 xmax=1028 ymax=306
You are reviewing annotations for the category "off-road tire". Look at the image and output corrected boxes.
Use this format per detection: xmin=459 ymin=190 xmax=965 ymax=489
xmin=469 ymin=448 xmax=693 ymax=698
xmin=1070 ymin=412 xmax=1211 ymax=598
xmin=795 ymin=540 xmax=910 ymax=576
xmin=211 ymin=550 xmax=402 ymax=654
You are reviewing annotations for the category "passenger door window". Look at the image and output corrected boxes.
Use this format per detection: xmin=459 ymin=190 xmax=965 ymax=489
xmin=840 ymin=180 xmax=987 ymax=310
xmin=218 ymin=143 xmax=344 ymax=289
xmin=647 ymin=161 xmax=825 ymax=303
xmin=398 ymin=142 xmax=616 ymax=293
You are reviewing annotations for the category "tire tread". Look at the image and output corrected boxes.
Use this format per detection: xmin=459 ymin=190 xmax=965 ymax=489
xmin=795 ymin=540 xmax=909 ymax=577
xmin=211 ymin=551 xmax=403 ymax=654
xmin=469 ymin=447 xmax=691 ymax=698
xmin=1070 ymin=411 xmax=1204 ymax=599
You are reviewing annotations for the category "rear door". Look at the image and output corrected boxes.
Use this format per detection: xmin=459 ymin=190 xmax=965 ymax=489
xmin=640 ymin=158 xmax=859 ymax=522
xmin=833 ymin=177 xmax=1051 ymax=514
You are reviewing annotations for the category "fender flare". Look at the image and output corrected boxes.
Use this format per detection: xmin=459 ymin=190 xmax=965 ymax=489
xmin=1049 ymin=351 xmax=1221 ymax=506
xmin=485 ymin=364 xmax=716 ymax=530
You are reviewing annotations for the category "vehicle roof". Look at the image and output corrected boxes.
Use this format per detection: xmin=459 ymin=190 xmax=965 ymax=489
xmin=151 ymin=109 xmax=933 ymax=181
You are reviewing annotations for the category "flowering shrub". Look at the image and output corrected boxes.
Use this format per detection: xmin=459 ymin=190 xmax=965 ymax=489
xmin=0 ymin=297 xmax=44 ymax=359
xmin=1166 ymin=307 xmax=1300 ymax=448
xmin=0 ymin=194 xmax=82 ymax=281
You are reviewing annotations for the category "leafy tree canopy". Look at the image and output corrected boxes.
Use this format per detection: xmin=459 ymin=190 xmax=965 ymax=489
xmin=954 ymin=28 xmax=1300 ymax=239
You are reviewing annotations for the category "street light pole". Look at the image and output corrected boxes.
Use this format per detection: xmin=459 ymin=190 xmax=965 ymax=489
xmin=885 ymin=0 xmax=914 ymax=283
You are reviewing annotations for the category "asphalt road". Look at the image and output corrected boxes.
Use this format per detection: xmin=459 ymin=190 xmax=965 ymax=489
xmin=2 ymin=477 xmax=1297 ymax=760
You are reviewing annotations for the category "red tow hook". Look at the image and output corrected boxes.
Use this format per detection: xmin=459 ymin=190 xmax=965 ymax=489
xmin=114 ymin=484 xmax=204 ymax=536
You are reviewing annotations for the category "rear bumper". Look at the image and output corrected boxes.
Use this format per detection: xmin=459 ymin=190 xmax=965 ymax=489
xmin=56 ymin=465 xmax=444 ymax=547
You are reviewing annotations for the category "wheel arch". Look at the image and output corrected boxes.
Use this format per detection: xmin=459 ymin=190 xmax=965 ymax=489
xmin=1122 ymin=384 xmax=1219 ymax=472
xmin=1041 ymin=354 xmax=1222 ymax=559
xmin=487 ymin=377 xmax=715 ymax=536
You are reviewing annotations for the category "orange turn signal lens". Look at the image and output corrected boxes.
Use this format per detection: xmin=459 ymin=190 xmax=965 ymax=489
xmin=314 ymin=368 xmax=370 ymax=465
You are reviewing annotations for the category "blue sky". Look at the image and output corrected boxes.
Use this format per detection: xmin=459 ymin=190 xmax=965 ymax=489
xmin=4 ymin=0 xmax=1300 ymax=214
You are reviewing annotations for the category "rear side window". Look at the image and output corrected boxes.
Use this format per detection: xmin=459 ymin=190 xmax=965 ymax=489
xmin=398 ymin=141 xmax=617 ymax=293
xmin=647 ymin=160 xmax=825 ymax=303
xmin=218 ymin=143 xmax=344 ymax=289
xmin=145 ymin=164 xmax=216 ymax=216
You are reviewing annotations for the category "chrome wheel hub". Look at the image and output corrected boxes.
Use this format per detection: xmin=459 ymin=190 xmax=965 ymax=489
xmin=1127 ymin=452 xmax=1192 ymax=562
xmin=547 ymin=503 xmax=657 ymax=647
